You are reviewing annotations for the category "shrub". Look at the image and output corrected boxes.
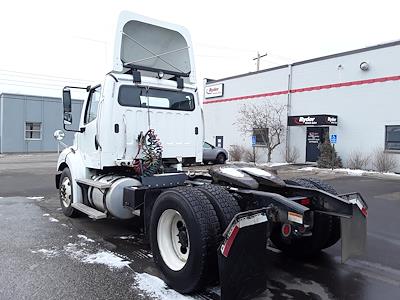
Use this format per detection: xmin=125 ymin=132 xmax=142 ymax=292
xmin=317 ymin=135 xmax=343 ymax=168
xmin=228 ymin=145 xmax=246 ymax=162
xmin=243 ymin=147 xmax=260 ymax=163
xmin=286 ymin=146 xmax=299 ymax=163
xmin=347 ymin=151 xmax=370 ymax=170
xmin=373 ymin=150 xmax=398 ymax=172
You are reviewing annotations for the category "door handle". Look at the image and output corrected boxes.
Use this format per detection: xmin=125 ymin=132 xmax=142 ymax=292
xmin=195 ymin=127 xmax=199 ymax=135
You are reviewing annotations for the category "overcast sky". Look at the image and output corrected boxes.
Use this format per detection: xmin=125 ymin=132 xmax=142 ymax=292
xmin=0 ymin=0 xmax=399 ymax=96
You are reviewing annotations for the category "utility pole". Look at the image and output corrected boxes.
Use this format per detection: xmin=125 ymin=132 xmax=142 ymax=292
xmin=253 ymin=52 xmax=268 ymax=71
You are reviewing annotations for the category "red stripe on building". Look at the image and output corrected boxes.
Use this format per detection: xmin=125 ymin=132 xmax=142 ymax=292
xmin=203 ymin=75 xmax=400 ymax=105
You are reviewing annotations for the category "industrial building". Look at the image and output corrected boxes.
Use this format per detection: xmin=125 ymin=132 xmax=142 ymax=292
xmin=0 ymin=93 xmax=82 ymax=153
xmin=203 ymin=40 xmax=400 ymax=172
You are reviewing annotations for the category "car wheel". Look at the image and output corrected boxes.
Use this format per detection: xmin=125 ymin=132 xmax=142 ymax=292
xmin=215 ymin=153 xmax=226 ymax=164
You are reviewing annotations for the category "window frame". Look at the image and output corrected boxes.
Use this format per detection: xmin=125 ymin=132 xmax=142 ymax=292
xmin=253 ymin=128 xmax=269 ymax=147
xmin=385 ymin=125 xmax=400 ymax=151
xmin=24 ymin=122 xmax=42 ymax=141
xmin=117 ymin=85 xmax=196 ymax=112
xmin=84 ymin=85 xmax=101 ymax=125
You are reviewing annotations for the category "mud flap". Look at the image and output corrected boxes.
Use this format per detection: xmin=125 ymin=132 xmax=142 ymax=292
xmin=341 ymin=204 xmax=367 ymax=263
xmin=218 ymin=209 xmax=269 ymax=300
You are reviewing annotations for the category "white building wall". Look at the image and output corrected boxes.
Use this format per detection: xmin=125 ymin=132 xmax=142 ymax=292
xmin=204 ymin=67 xmax=289 ymax=163
xmin=204 ymin=42 xmax=400 ymax=171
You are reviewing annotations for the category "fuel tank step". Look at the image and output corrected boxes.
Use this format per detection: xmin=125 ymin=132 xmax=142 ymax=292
xmin=71 ymin=203 xmax=107 ymax=220
xmin=76 ymin=178 xmax=111 ymax=189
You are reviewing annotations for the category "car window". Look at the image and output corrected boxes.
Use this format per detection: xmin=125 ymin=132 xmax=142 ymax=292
xmin=203 ymin=142 xmax=213 ymax=149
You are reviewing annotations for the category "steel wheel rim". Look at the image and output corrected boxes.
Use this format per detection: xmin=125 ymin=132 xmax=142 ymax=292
xmin=157 ymin=209 xmax=190 ymax=271
xmin=60 ymin=177 xmax=72 ymax=207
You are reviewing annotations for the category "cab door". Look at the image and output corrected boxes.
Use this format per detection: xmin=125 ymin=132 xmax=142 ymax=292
xmin=78 ymin=86 xmax=101 ymax=168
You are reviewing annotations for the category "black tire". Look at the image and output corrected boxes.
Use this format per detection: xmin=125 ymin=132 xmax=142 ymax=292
xmin=215 ymin=153 xmax=226 ymax=164
xmin=150 ymin=186 xmax=220 ymax=293
xmin=270 ymin=178 xmax=331 ymax=258
xmin=59 ymin=167 xmax=80 ymax=218
xmin=300 ymin=178 xmax=341 ymax=249
xmin=196 ymin=184 xmax=241 ymax=233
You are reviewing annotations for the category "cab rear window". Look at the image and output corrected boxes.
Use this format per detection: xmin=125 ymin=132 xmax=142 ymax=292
xmin=118 ymin=85 xmax=195 ymax=111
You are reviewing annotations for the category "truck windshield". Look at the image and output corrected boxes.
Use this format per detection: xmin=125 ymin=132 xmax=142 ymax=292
xmin=118 ymin=86 xmax=195 ymax=111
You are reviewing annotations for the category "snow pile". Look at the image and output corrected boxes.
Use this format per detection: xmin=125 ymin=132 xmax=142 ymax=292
xmin=81 ymin=251 xmax=131 ymax=269
xmin=63 ymin=243 xmax=130 ymax=270
xmin=48 ymin=217 xmax=59 ymax=222
xmin=134 ymin=273 xmax=195 ymax=300
xmin=299 ymin=167 xmax=400 ymax=178
xmin=261 ymin=162 xmax=289 ymax=167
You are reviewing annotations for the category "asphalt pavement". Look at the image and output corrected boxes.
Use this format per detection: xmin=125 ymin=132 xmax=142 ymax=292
xmin=1 ymin=154 xmax=400 ymax=299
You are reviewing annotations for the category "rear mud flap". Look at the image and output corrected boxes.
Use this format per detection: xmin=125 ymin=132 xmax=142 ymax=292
xmin=341 ymin=205 xmax=367 ymax=263
xmin=218 ymin=209 xmax=269 ymax=300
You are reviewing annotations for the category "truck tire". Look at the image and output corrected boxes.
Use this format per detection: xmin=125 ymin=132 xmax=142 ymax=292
xmin=59 ymin=167 xmax=80 ymax=218
xmin=196 ymin=184 xmax=241 ymax=233
xmin=300 ymin=178 xmax=341 ymax=249
xmin=150 ymin=186 xmax=220 ymax=293
xmin=270 ymin=178 xmax=331 ymax=258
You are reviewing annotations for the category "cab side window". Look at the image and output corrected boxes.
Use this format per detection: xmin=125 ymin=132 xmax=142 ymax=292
xmin=84 ymin=87 xmax=101 ymax=124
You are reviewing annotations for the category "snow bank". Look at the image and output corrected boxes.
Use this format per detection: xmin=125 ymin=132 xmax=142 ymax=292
xmin=298 ymin=166 xmax=400 ymax=178
xmin=134 ymin=273 xmax=195 ymax=300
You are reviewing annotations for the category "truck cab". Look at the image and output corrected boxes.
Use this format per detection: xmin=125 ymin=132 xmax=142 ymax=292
xmin=60 ymin=11 xmax=203 ymax=172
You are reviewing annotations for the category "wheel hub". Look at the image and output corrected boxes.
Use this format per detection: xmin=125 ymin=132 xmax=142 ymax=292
xmin=157 ymin=209 xmax=190 ymax=271
xmin=60 ymin=177 xmax=72 ymax=207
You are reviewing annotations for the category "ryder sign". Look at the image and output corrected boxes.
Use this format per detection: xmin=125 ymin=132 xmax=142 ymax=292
xmin=288 ymin=114 xmax=338 ymax=126
xmin=205 ymin=83 xmax=224 ymax=99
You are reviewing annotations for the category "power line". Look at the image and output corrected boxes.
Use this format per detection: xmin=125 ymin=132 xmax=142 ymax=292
xmin=0 ymin=68 xmax=93 ymax=83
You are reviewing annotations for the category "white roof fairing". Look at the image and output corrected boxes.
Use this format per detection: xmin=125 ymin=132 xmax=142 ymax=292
xmin=113 ymin=11 xmax=196 ymax=83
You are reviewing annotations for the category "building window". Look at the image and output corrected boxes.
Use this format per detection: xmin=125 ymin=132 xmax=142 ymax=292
xmin=25 ymin=122 xmax=42 ymax=140
xmin=253 ymin=128 xmax=268 ymax=146
xmin=385 ymin=125 xmax=400 ymax=151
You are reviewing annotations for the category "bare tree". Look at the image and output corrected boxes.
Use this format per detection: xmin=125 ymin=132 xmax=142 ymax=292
xmin=236 ymin=101 xmax=286 ymax=162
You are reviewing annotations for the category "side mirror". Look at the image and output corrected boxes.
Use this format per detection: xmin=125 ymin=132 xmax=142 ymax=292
xmin=63 ymin=89 xmax=72 ymax=125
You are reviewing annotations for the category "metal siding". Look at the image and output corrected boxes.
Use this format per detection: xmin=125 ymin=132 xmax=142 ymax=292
xmin=2 ymin=96 xmax=25 ymax=152
xmin=0 ymin=93 xmax=83 ymax=153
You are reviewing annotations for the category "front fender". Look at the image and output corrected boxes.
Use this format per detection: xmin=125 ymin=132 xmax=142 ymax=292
xmin=56 ymin=147 xmax=87 ymax=205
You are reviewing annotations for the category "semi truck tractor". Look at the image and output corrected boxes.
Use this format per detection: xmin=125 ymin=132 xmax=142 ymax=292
xmin=55 ymin=11 xmax=367 ymax=300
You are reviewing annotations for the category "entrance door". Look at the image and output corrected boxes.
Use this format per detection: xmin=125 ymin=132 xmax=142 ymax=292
xmin=306 ymin=127 xmax=329 ymax=162
xmin=215 ymin=136 xmax=224 ymax=148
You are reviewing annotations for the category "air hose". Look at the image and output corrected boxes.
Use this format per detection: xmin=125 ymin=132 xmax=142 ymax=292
xmin=132 ymin=129 xmax=163 ymax=176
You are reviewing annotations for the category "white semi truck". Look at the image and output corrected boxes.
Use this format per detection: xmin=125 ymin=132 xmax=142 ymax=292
xmin=55 ymin=11 xmax=368 ymax=300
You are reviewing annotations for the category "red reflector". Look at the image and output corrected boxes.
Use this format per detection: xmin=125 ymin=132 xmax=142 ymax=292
xmin=300 ymin=198 xmax=311 ymax=206
xmin=222 ymin=225 xmax=239 ymax=257
xmin=361 ymin=207 xmax=368 ymax=217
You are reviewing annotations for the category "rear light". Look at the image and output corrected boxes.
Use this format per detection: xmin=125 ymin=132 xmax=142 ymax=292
xmin=300 ymin=198 xmax=311 ymax=206
xmin=361 ymin=207 xmax=368 ymax=217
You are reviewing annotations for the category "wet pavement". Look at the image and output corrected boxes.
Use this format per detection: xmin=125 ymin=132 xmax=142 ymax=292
xmin=1 ymin=154 xmax=400 ymax=299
